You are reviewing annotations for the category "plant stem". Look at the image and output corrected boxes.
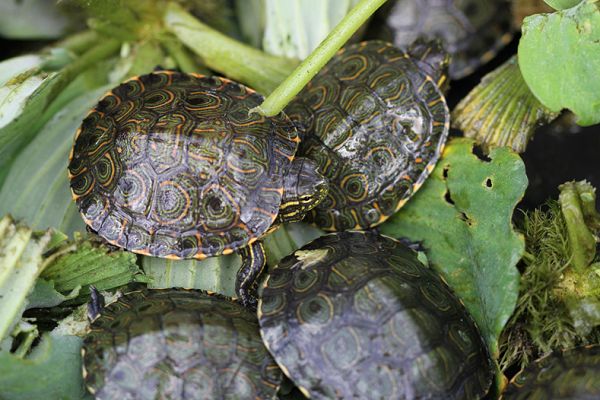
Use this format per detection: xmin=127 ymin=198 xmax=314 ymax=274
xmin=252 ymin=0 xmax=388 ymax=116
xmin=163 ymin=2 xmax=298 ymax=95
xmin=160 ymin=36 xmax=212 ymax=76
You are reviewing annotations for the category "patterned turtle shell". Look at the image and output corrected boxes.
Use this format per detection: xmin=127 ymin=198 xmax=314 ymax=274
xmin=373 ymin=0 xmax=514 ymax=79
xmin=68 ymin=71 xmax=300 ymax=259
xmin=501 ymin=345 xmax=600 ymax=400
xmin=258 ymin=231 xmax=493 ymax=400
xmin=82 ymin=288 xmax=282 ymax=400
xmin=286 ymin=40 xmax=450 ymax=231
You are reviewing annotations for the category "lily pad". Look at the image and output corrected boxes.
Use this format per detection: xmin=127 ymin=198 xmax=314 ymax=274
xmin=380 ymin=138 xmax=526 ymax=362
xmin=519 ymin=0 xmax=600 ymax=126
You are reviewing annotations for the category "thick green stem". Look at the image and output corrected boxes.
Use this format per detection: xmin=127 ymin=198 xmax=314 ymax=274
xmin=160 ymin=36 xmax=212 ymax=76
xmin=253 ymin=0 xmax=388 ymax=116
xmin=52 ymin=30 xmax=100 ymax=55
xmin=46 ymin=38 xmax=122 ymax=109
xmin=559 ymin=181 xmax=597 ymax=272
xmin=164 ymin=2 xmax=298 ymax=95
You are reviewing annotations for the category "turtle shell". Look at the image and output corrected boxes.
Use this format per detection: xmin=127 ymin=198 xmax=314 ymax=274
xmin=82 ymin=288 xmax=282 ymax=400
xmin=285 ymin=40 xmax=450 ymax=231
xmin=501 ymin=345 xmax=600 ymax=400
xmin=68 ymin=71 xmax=298 ymax=259
xmin=258 ymin=231 xmax=493 ymax=400
xmin=374 ymin=0 xmax=514 ymax=79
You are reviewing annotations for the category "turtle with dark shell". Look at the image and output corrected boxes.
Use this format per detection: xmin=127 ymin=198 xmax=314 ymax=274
xmin=501 ymin=345 xmax=600 ymax=400
xmin=258 ymin=231 xmax=493 ymax=400
xmin=286 ymin=39 xmax=450 ymax=231
xmin=68 ymin=71 xmax=328 ymax=307
xmin=373 ymin=0 xmax=514 ymax=79
xmin=82 ymin=287 xmax=282 ymax=399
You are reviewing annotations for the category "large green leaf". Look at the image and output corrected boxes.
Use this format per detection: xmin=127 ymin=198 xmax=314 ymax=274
xmin=519 ymin=0 xmax=600 ymax=126
xmin=0 ymin=84 xmax=112 ymax=235
xmin=0 ymin=333 xmax=92 ymax=400
xmin=380 ymin=138 xmax=526 ymax=363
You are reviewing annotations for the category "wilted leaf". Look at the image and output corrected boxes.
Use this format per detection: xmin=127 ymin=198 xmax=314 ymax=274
xmin=0 ymin=215 xmax=55 ymax=345
xmin=380 ymin=138 xmax=526 ymax=363
xmin=519 ymin=0 xmax=600 ymax=126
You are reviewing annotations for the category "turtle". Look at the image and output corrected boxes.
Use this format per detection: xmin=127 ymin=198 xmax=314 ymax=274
xmin=501 ymin=345 xmax=600 ymax=400
xmin=285 ymin=39 xmax=451 ymax=231
xmin=371 ymin=0 xmax=515 ymax=79
xmin=68 ymin=71 xmax=328 ymax=307
xmin=258 ymin=231 xmax=493 ymax=400
xmin=82 ymin=287 xmax=282 ymax=400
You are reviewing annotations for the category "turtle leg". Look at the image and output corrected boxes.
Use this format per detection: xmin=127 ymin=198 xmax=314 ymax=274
xmin=236 ymin=240 xmax=267 ymax=309
xmin=87 ymin=285 xmax=105 ymax=323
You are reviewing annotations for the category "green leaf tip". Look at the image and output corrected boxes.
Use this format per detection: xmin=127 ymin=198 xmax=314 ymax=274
xmin=519 ymin=0 xmax=600 ymax=126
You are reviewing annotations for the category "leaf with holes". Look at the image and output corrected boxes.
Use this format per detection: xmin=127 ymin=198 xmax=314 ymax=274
xmin=380 ymin=137 xmax=526 ymax=391
xmin=518 ymin=0 xmax=600 ymax=126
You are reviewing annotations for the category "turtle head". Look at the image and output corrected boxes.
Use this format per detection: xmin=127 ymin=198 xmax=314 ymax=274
xmin=407 ymin=38 xmax=451 ymax=95
xmin=278 ymin=157 xmax=328 ymax=224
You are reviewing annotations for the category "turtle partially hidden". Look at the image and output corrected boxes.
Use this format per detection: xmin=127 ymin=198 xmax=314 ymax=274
xmin=372 ymin=0 xmax=514 ymax=79
xmin=68 ymin=71 xmax=328 ymax=307
xmin=82 ymin=287 xmax=282 ymax=400
xmin=286 ymin=39 xmax=450 ymax=231
xmin=501 ymin=345 xmax=600 ymax=400
xmin=258 ymin=231 xmax=493 ymax=400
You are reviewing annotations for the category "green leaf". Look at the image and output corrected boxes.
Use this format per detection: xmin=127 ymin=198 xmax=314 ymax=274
xmin=40 ymin=233 xmax=151 ymax=298
xmin=519 ymin=0 xmax=600 ymax=126
xmin=0 ymin=84 xmax=112 ymax=235
xmin=379 ymin=138 xmax=526 ymax=361
xmin=544 ymin=0 xmax=584 ymax=10
xmin=451 ymin=55 xmax=558 ymax=153
xmin=0 ymin=38 xmax=120 ymax=187
xmin=27 ymin=279 xmax=81 ymax=309
xmin=0 ymin=332 xmax=93 ymax=400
